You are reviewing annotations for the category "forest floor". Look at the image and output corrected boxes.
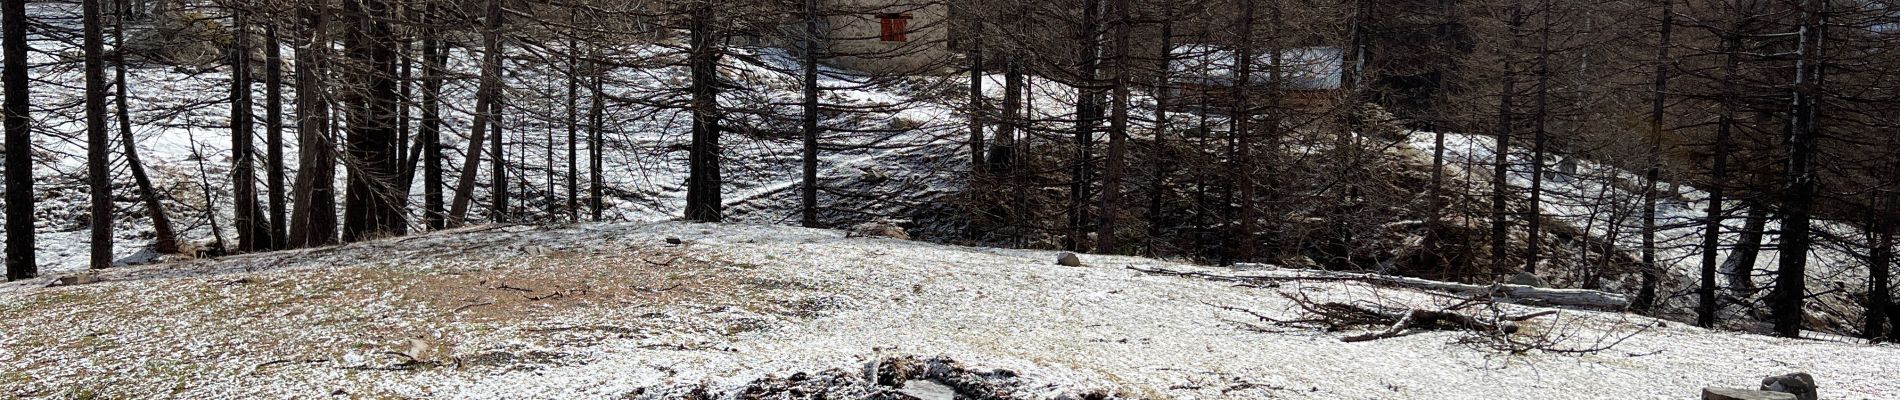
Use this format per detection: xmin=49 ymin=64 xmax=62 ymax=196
xmin=1 ymin=222 xmax=1895 ymax=399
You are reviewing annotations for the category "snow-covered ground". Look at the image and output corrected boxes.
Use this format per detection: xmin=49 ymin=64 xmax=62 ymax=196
xmin=1 ymin=221 xmax=1894 ymax=398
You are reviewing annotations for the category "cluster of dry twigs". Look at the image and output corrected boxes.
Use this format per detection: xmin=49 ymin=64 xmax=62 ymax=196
xmin=1205 ymin=282 xmax=1651 ymax=354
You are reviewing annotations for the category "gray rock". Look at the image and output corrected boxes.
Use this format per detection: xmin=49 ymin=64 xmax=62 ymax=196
xmin=1056 ymin=252 xmax=1082 ymax=267
xmin=664 ymin=236 xmax=684 ymax=245
xmin=1507 ymin=271 xmax=1548 ymax=288
xmin=896 ymin=380 xmax=956 ymax=400
xmin=1704 ymin=387 xmax=1796 ymax=400
xmin=1760 ymin=372 xmax=1817 ymax=400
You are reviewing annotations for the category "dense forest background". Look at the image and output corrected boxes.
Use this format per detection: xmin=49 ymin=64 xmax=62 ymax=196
xmin=2 ymin=0 xmax=1898 ymax=342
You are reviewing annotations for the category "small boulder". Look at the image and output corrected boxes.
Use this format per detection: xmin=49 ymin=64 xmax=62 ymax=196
xmin=1760 ymin=372 xmax=1817 ymax=400
xmin=1705 ymin=387 xmax=1797 ymax=400
xmin=664 ymin=236 xmax=684 ymax=245
xmin=1703 ymin=387 xmax=1796 ymax=400
xmin=1056 ymin=252 xmax=1082 ymax=267
xmin=896 ymin=380 xmax=956 ymax=400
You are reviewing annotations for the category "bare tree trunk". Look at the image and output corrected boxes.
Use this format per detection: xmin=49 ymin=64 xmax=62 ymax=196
xmin=1192 ymin=95 xmax=1210 ymax=260
xmin=800 ymin=0 xmax=821 ymax=228
xmin=588 ymin=53 xmax=605 ymax=221
xmin=991 ymin=61 xmax=1019 ymax=175
xmin=263 ymin=18 xmax=286 ymax=248
xmin=1722 ymin=206 xmax=1768 ymax=294
xmin=489 ymin=63 xmax=508 ymax=223
xmin=340 ymin=0 xmax=407 ymax=241
xmin=1524 ymin=0 xmax=1551 ymax=274
xmin=449 ymin=0 xmax=505 ymax=225
xmin=420 ymin=3 xmax=445 ymax=229
xmin=84 ymin=0 xmax=113 ymax=268
xmin=1696 ymin=25 xmax=1733 ymax=329
xmin=1774 ymin=0 xmax=1826 ymax=338
xmin=684 ymin=3 xmax=723 ymax=222
xmin=1067 ymin=0 xmax=1100 ymax=252
xmin=1424 ymin=0 xmax=1454 ymax=247
xmin=1094 ymin=0 xmax=1131 ymax=254
xmin=3 ymin=0 xmax=33 ymax=279
xmin=1866 ymin=215 xmax=1892 ymax=341
xmin=288 ymin=2 xmax=337 ymax=248
xmin=564 ymin=23 xmax=579 ymax=223
xmin=1634 ymin=0 xmax=1674 ymax=312
xmin=967 ymin=20 xmax=985 ymax=170
xmin=114 ymin=0 xmax=177 ymax=254
xmin=1873 ymin=139 xmax=1900 ymax=342
xmin=1489 ymin=5 xmax=1523 ymax=276
xmin=1145 ymin=19 xmax=1172 ymax=253
xmin=1225 ymin=0 xmax=1255 ymax=265
xmin=1260 ymin=3 xmax=1285 ymax=260
xmin=232 ymin=0 xmax=265 ymax=252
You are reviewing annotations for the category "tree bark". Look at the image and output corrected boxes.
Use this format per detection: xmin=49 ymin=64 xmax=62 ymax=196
xmin=1722 ymin=206 xmax=1768 ymax=294
xmin=1489 ymin=6 xmax=1523 ymax=276
xmin=1525 ymin=0 xmax=1552 ymax=274
xmin=340 ymin=0 xmax=407 ymax=241
xmin=967 ymin=20 xmax=985 ymax=170
xmin=991 ymin=61 xmax=1020 ymax=175
xmin=1144 ymin=20 xmax=1172 ymax=254
xmin=1094 ymin=0 xmax=1131 ymax=254
xmin=113 ymin=0 xmax=177 ymax=254
xmin=4 ymin=0 xmax=33 ymax=279
xmin=1774 ymin=0 xmax=1827 ymax=338
xmin=449 ymin=0 xmax=505 ymax=225
xmin=800 ymin=0 xmax=821 ymax=228
xmin=84 ymin=0 xmax=113 ymax=268
xmin=588 ymin=53 xmax=605 ymax=221
xmin=420 ymin=3 xmax=445 ymax=229
xmin=1067 ymin=0 xmax=1100 ymax=252
xmin=231 ymin=0 xmax=265 ymax=252
xmin=1635 ymin=0 xmax=1675 ymax=312
xmin=1224 ymin=0 xmax=1255 ymax=265
xmin=288 ymin=2 xmax=337 ymax=248
xmin=1696 ymin=25 xmax=1733 ymax=329
xmin=565 ymin=23 xmax=580 ymax=223
xmin=264 ymin=19 xmax=286 ymax=248
xmin=684 ymin=4 xmax=723 ymax=222
xmin=1866 ymin=217 xmax=1892 ymax=341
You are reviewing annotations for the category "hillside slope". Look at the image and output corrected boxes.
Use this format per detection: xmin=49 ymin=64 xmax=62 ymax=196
xmin=1 ymin=222 xmax=1893 ymax=399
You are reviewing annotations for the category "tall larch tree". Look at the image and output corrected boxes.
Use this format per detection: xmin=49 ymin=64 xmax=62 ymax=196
xmin=83 ymin=0 xmax=112 ymax=269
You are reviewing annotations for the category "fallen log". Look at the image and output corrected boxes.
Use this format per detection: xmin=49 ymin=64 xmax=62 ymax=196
xmin=1129 ymin=265 xmax=1630 ymax=310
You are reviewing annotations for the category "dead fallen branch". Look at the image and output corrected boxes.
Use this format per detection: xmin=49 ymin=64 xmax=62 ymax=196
xmin=451 ymin=301 xmax=495 ymax=313
xmin=1216 ymin=291 xmax=1640 ymax=354
xmin=253 ymin=358 xmax=328 ymax=372
xmin=1129 ymin=265 xmax=1630 ymax=310
xmin=525 ymin=288 xmax=588 ymax=301
xmin=634 ymin=283 xmax=683 ymax=293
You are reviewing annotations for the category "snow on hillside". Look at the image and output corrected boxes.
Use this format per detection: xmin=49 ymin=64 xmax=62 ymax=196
xmin=1 ymin=221 xmax=1895 ymax=398
xmin=1 ymin=3 xmax=978 ymax=274
xmin=1396 ymin=130 xmax=1871 ymax=332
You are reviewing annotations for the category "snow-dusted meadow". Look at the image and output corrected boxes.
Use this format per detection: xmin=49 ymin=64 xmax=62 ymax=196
xmin=2 ymin=222 xmax=1895 ymax=398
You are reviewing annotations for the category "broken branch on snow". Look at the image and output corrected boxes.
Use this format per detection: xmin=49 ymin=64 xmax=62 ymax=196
xmin=1129 ymin=265 xmax=1630 ymax=310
